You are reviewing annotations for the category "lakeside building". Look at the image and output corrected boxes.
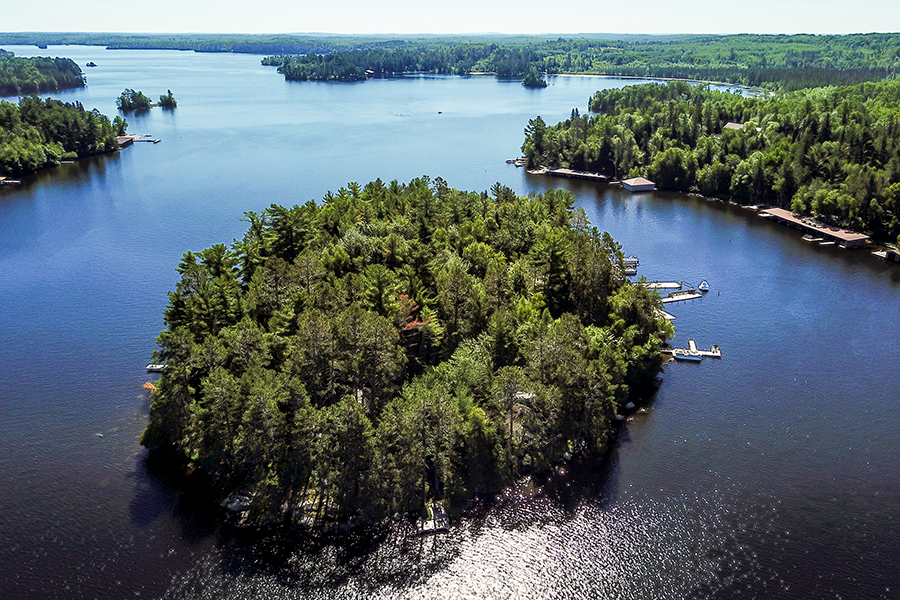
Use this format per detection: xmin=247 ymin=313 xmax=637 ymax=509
xmin=622 ymin=177 xmax=656 ymax=192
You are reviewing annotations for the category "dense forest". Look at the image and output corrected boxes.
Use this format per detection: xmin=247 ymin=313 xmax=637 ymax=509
xmin=263 ymin=34 xmax=900 ymax=90
xmin=4 ymin=33 xmax=900 ymax=90
xmin=141 ymin=177 xmax=672 ymax=526
xmin=522 ymin=81 xmax=900 ymax=244
xmin=0 ymin=49 xmax=85 ymax=96
xmin=0 ymin=95 xmax=121 ymax=177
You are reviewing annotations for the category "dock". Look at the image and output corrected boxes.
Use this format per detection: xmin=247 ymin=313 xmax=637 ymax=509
xmin=759 ymin=208 xmax=869 ymax=248
xmin=646 ymin=281 xmax=682 ymax=290
xmin=662 ymin=339 xmax=722 ymax=358
xmin=417 ymin=501 xmax=449 ymax=535
xmin=528 ymin=167 xmax=608 ymax=183
xmin=661 ymin=289 xmax=703 ymax=304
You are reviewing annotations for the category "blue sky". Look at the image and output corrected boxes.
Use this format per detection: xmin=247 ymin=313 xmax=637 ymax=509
xmin=3 ymin=0 xmax=899 ymax=35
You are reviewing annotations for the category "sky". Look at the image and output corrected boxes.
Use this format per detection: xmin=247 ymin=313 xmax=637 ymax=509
xmin=2 ymin=0 xmax=899 ymax=35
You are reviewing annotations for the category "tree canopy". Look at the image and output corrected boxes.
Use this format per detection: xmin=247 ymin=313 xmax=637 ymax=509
xmin=523 ymin=80 xmax=900 ymax=243
xmin=0 ymin=95 xmax=121 ymax=177
xmin=141 ymin=177 xmax=672 ymax=527
xmin=0 ymin=49 xmax=85 ymax=97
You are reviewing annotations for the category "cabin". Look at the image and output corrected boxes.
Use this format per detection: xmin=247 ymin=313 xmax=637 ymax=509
xmin=621 ymin=177 xmax=656 ymax=192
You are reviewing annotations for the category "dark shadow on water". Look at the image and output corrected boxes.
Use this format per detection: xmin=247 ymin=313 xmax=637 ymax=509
xmin=128 ymin=452 xmax=219 ymax=545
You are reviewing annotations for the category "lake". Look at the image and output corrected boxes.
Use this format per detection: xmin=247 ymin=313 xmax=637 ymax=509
xmin=1 ymin=45 xmax=899 ymax=599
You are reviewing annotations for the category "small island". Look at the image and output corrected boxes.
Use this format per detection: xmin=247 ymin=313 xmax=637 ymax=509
xmin=141 ymin=177 xmax=672 ymax=528
xmin=117 ymin=88 xmax=177 ymax=112
xmin=522 ymin=66 xmax=548 ymax=88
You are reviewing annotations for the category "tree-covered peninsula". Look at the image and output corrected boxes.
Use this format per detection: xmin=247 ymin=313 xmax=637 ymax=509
xmin=0 ymin=96 xmax=121 ymax=178
xmin=0 ymin=50 xmax=85 ymax=97
xmin=523 ymin=81 xmax=900 ymax=245
xmin=141 ymin=177 xmax=672 ymax=527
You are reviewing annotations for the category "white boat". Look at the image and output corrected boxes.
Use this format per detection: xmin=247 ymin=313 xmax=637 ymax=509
xmin=698 ymin=280 xmax=709 ymax=292
xmin=146 ymin=364 xmax=166 ymax=372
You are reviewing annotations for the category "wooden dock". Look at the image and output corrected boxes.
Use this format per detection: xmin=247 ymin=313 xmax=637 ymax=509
xmin=646 ymin=281 xmax=683 ymax=290
xmin=661 ymin=290 xmax=703 ymax=304
xmin=417 ymin=501 xmax=449 ymax=535
xmin=528 ymin=167 xmax=608 ymax=183
xmin=662 ymin=339 xmax=722 ymax=358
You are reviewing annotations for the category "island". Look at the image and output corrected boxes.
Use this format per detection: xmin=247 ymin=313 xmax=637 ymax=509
xmin=117 ymin=88 xmax=177 ymax=112
xmin=140 ymin=177 xmax=673 ymax=528
xmin=0 ymin=49 xmax=85 ymax=96
xmin=0 ymin=96 xmax=123 ymax=178
xmin=522 ymin=80 xmax=900 ymax=246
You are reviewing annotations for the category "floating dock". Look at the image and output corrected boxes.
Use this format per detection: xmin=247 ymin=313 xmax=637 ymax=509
xmin=662 ymin=339 xmax=722 ymax=358
xmin=661 ymin=289 xmax=703 ymax=304
xmin=646 ymin=281 xmax=683 ymax=290
xmin=528 ymin=167 xmax=608 ymax=183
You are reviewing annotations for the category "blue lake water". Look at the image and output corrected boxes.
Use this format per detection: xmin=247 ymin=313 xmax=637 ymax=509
xmin=1 ymin=45 xmax=899 ymax=599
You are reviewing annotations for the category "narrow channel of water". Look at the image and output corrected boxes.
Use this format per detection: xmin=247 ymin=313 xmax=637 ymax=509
xmin=1 ymin=46 xmax=898 ymax=599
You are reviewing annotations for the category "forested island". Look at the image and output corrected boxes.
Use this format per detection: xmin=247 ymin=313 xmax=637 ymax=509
xmin=523 ymin=81 xmax=900 ymax=245
xmin=0 ymin=96 xmax=122 ymax=178
xmin=0 ymin=49 xmax=85 ymax=96
xmin=141 ymin=177 xmax=672 ymax=527
xmin=117 ymin=88 xmax=177 ymax=111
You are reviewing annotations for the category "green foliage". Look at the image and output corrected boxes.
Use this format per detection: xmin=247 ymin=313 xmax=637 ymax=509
xmin=0 ymin=95 xmax=119 ymax=177
xmin=158 ymin=89 xmax=177 ymax=109
xmin=141 ymin=177 xmax=671 ymax=525
xmin=522 ymin=66 xmax=548 ymax=88
xmin=116 ymin=89 xmax=153 ymax=112
xmin=261 ymin=33 xmax=900 ymax=89
xmin=0 ymin=49 xmax=85 ymax=96
xmin=523 ymin=80 xmax=900 ymax=242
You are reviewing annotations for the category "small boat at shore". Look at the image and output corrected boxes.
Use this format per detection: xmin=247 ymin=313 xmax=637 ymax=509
xmin=146 ymin=364 xmax=166 ymax=372
xmin=672 ymin=351 xmax=703 ymax=362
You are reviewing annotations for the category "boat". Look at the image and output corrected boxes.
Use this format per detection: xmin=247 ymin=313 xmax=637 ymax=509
xmin=698 ymin=280 xmax=709 ymax=292
xmin=801 ymin=234 xmax=823 ymax=242
xmin=624 ymin=267 xmax=637 ymax=276
xmin=624 ymin=255 xmax=640 ymax=267
xmin=86 ymin=61 xmax=97 ymax=67
xmin=146 ymin=364 xmax=166 ymax=372
xmin=672 ymin=351 xmax=703 ymax=362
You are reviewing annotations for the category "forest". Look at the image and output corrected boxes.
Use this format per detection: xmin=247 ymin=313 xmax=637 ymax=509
xmin=140 ymin=177 xmax=672 ymax=526
xmin=0 ymin=49 xmax=85 ymax=96
xmin=0 ymin=95 xmax=122 ymax=177
xmin=4 ymin=33 xmax=900 ymax=90
xmin=522 ymin=81 xmax=900 ymax=245
xmin=261 ymin=33 xmax=900 ymax=90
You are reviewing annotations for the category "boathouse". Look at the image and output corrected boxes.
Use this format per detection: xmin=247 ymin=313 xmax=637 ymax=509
xmin=621 ymin=177 xmax=655 ymax=192
xmin=117 ymin=136 xmax=134 ymax=148
xmin=760 ymin=208 xmax=870 ymax=248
